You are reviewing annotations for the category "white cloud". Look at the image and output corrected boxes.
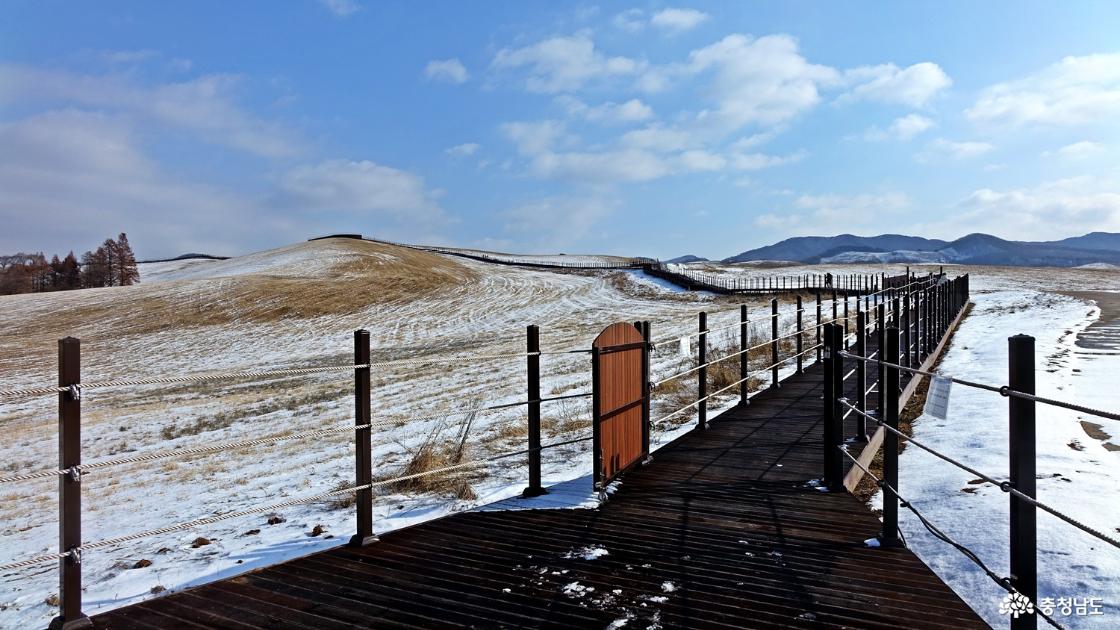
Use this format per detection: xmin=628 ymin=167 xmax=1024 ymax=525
xmin=757 ymin=192 xmax=910 ymax=233
xmin=951 ymin=176 xmax=1120 ymax=240
xmin=278 ymin=159 xmax=447 ymax=222
xmin=619 ymin=125 xmax=693 ymax=152
xmin=558 ymin=97 xmax=654 ymax=124
xmin=677 ymin=150 xmax=726 ymax=172
xmin=501 ymin=196 xmax=618 ymax=249
xmin=319 ymin=0 xmax=360 ymax=17
xmin=1051 ymin=140 xmax=1105 ymax=160
xmin=650 ymin=8 xmax=709 ymax=32
xmin=730 ymin=150 xmax=807 ymax=171
xmin=530 ymin=149 xmax=671 ymax=183
xmin=967 ymin=53 xmax=1120 ymax=127
xmin=0 ymin=110 xmax=261 ymax=256
xmin=491 ymin=32 xmax=643 ymax=93
xmin=500 ymin=120 xmax=568 ymax=155
xmin=424 ymin=58 xmax=469 ymax=84
xmin=612 ymin=9 xmax=646 ymax=32
xmin=841 ymin=62 xmax=951 ymax=107
xmin=919 ymin=138 xmax=994 ymax=160
xmin=863 ymin=114 xmax=935 ymax=141
xmin=100 ymin=49 xmax=159 ymax=64
xmin=0 ymin=63 xmax=301 ymax=158
xmin=445 ymin=142 xmax=480 ymax=157
xmin=682 ymin=34 xmax=841 ymax=132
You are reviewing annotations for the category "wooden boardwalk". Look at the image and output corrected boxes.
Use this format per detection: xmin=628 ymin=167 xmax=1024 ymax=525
xmin=90 ymin=361 xmax=985 ymax=629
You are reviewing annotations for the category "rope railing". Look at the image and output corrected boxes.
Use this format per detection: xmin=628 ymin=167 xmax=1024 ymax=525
xmin=0 ymin=352 xmax=545 ymax=400
xmin=838 ymin=351 xmax=1120 ymax=423
xmin=835 ymin=444 xmax=1065 ymax=630
xmin=0 ymin=433 xmax=595 ymax=574
xmin=837 ymin=398 xmax=1120 ymax=550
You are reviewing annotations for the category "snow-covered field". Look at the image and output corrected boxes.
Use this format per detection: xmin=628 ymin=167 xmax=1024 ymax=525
xmin=0 ymin=239 xmax=777 ymax=628
xmin=2 ymin=242 xmax=1117 ymax=628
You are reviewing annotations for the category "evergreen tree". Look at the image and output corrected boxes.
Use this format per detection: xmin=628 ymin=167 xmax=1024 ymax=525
xmin=115 ymin=233 xmax=140 ymax=286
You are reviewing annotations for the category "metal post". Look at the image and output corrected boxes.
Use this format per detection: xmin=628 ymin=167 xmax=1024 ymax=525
xmin=739 ymin=305 xmax=749 ymax=406
xmin=1009 ymin=335 xmax=1037 ymax=629
xmin=823 ymin=324 xmax=845 ymax=490
xmin=698 ymin=311 xmax=708 ymax=430
xmin=796 ymin=295 xmax=804 ymax=374
xmin=855 ymin=311 xmax=868 ymax=442
xmin=51 ymin=338 xmax=90 ymax=630
xmin=350 ymin=330 xmax=376 ymax=546
xmin=880 ymin=327 xmax=902 ymax=547
xmin=770 ymin=298 xmax=779 ymax=388
xmin=523 ymin=325 xmax=545 ymax=497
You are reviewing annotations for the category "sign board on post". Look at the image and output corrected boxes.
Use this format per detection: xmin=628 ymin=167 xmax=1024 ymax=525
xmin=924 ymin=376 xmax=952 ymax=419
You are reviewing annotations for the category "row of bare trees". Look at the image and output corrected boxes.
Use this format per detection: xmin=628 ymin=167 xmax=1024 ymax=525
xmin=0 ymin=233 xmax=139 ymax=295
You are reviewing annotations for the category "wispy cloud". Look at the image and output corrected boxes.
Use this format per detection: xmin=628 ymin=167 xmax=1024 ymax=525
xmin=424 ymin=58 xmax=470 ymax=84
xmin=967 ymin=53 xmax=1120 ymax=127
xmin=318 ymin=0 xmax=360 ymax=18
xmin=650 ymin=8 xmax=710 ymax=33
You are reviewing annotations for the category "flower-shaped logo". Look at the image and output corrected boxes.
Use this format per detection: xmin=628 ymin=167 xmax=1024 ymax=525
xmin=999 ymin=593 xmax=1035 ymax=618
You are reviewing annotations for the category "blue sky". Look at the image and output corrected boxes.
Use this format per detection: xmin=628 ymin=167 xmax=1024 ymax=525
xmin=2 ymin=1 xmax=1119 ymax=260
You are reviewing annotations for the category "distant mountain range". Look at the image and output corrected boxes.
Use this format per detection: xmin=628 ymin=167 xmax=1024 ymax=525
xmin=719 ymin=232 xmax=1120 ymax=267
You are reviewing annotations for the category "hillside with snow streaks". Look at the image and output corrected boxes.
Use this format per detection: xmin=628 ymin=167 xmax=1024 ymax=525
xmin=0 ymin=239 xmax=776 ymax=628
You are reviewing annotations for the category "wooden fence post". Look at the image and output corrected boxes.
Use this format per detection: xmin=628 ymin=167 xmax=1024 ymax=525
xmin=815 ymin=292 xmax=823 ymax=363
xmin=855 ymin=310 xmax=868 ymax=442
xmin=903 ymin=290 xmax=912 ymax=370
xmin=892 ymin=296 xmax=902 ymax=394
xmin=641 ymin=321 xmax=652 ymax=462
xmin=796 ymin=295 xmax=804 ymax=374
xmin=739 ymin=305 xmax=749 ymax=406
xmin=350 ymin=330 xmax=377 ymax=546
xmin=876 ymin=303 xmax=886 ymax=423
xmin=770 ymin=298 xmax=779 ymax=388
xmin=52 ymin=337 xmax=90 ymax=630
xmin=880 ymin=327 xmax=902 ymax=547
xmin=823 ymin=324 xmax=845 ymax=490
xmin=523 ymin=325 xmax=545 ymax=497
xmin=843 ymin=295 xmax=850 ymax=350
xmin=698 ymin=311 xmax=708 ymax=430
xmin=1009 ymin=335 xmax=1037 ymax=630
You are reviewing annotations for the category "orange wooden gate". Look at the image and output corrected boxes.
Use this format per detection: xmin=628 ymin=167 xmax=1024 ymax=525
xmin=592 ymin=322 xmax=650 ymax=490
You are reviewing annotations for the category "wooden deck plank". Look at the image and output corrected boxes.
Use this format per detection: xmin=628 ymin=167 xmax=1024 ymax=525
xmin=90 ymin=339 xmax=986 ymax=629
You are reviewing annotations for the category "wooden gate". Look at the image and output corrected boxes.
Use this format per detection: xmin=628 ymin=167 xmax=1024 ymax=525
xmin=592 ymin=322 xmax=650 ymax=490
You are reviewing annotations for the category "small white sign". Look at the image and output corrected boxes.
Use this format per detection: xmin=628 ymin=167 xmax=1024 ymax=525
xmin=924 ymin=376 xmax=952 ymax=419
xmin=680 ymin=336 xmax=691 ymax=357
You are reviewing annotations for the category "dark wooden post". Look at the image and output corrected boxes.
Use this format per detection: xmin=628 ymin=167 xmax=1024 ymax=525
xmin=350 ymin=330 xmax=377 ymax=546
xmin=1009 ymin=335 xmax=1037 ymax=629
xmin=855 ymin=310 xmax=868 ymax=442
xmin=795 ymin=295 xmax=804 ymax=374
xmin=591 ymin=346 xmax=604 ymax=489
xmin=770 ymin=298 xmax=779 ymax=388
xmin=739 ymin=305 xmax=749 ymax=406
xmin=880 ymin=328 xmax=902 ymax=546
xmin=876 ymin=303 xmax=886 ymax=423
xmin=902 ymin=290 xmax=911 ymax=369
xmin=891 ymin=296 xmax=902 ymax=394
xmin=523 ymin=325 xmax=546 ymax=497
xmin=831 ymin=290 xmax=838 ymax=327
xmin=52 ymin=337 xmax=90 ymax=630
xmin=698 ymin=311 xmax=708 ymax=430
xmin=843 ymin=295 xmax=850 ymax=350
xmin=641 ymin=321 xmax=652 ymax=461
xmin=815 ymin=292 xmax=823 ymax=363
xmin=823 ymin=324 xmax=845 ymax=490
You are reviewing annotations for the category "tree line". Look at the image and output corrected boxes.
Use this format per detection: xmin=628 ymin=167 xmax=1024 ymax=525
xmin=0 ymin=233 xmax=140 ymax=295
